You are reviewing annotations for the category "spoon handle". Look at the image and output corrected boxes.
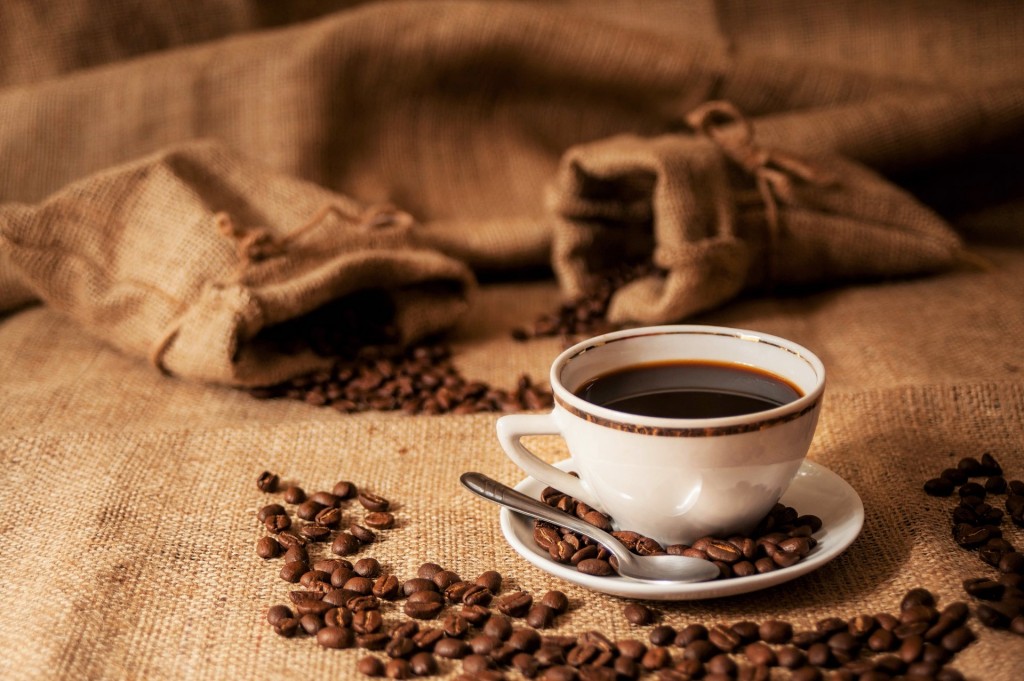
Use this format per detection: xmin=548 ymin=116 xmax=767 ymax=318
xmin=459 ymin=472 xmax=627 ymax=561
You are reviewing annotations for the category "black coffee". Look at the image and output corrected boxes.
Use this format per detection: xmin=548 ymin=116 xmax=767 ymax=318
xmin=574 ymin=360 xmax=801 ymax=418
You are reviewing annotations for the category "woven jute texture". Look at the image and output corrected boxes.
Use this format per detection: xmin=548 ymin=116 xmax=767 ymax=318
xmin=2 ymin=247 xmax=1024 ymax=680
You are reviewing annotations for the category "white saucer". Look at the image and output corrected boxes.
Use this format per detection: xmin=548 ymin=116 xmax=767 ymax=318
xmin=499 ymin=459 xmax=863 ymax=600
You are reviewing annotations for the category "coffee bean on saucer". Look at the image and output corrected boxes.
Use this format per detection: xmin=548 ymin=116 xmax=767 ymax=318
xmin=577 ymin=558 xmax=614 ymax=576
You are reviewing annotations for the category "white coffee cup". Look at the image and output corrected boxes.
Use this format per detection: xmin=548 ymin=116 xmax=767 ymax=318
xmin=496 ymin=325 xmax=825 ymax=547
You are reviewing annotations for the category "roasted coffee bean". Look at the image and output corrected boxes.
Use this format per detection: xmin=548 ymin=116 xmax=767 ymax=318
xmin=756 ymin=619 xmax=791 ymax=644
xmin=570 ymin=546 xmax=599 ymax=565
xmin=705 ymin=540 xmax=743 ymax=563
xmin=404 ymin=578 xmax=439 ymax=596
xmin=939 ymin=626 xmax=975 ymax=652
xmin=754 ymin=557 xmax=776 ymax=574
xmin=386 ymin=636 xmax=417 ymax=658
xmin=308 ymin=491 xmax=340 ymax=508
xmin=326 ymin=607 xmax=353 ymax=628
xmin=536 ymin=644 xmax=568 ymax=667
xmin=733 ymin=561 xmax=756 ymax=577
xmin=258 ymin=503 xmax=286 ymax=522
xmin=958 ymin=456 xmax=983 ymax=476
xmin=868 ymin=628 xmax=896 ymax=652
xmin=1000 ymin=551 xmax=1024 ymax=574
xmin=385 ymin=658 xmax=411 ymax=679
xmin=980 ymin=452 xmax=1002 ymax=475
xmin=900 ymin=604 xmax=938 ymax=626
xmin=460 ymin=604 xmax=491 ymax=626
xmin=352 ymin=557 xmax=381 ymax=578
xmin=283 ymin=485 xmax=306 ymax=504
xmin=280 ymin=561 xmax=307 ymax=583
xmin=681 ymin=639 xmax=716 ymax=663
xmin=331 ymin=567 xmax=357 ymax=588
xmin=959 ymin=482 xmax=986 ymax=500
xmin=359 ymin=491 xmax=391 ymax=512
xmin=256 ymin=471 xmax=279 ymax=493
xmin=1011 ymin=615 xmax=1024 ymax=635
xmin=267 ymin=604 xmax=293 ymax=626
xmin=640 ymin=646 xmax=671 ymax=670
xmin=358 ymin=633 xmax=390 ymax=650
xmin=708 ymin=624 xmax=741 ymax=652
xmin=805 ymin=642 xmax=832 ymax=667
xmin=318 ymin=626 xmax=355 ymax=649
xmin=898 ymin=635 xmax=924 ymax=663
xmin=300 ymin=523 xmax=332 ymax=542
xmin=332 ymin=532 xmax=363 ymax=556
xmin=265 ymin=514 xmax=291 ymax=533
xmin=744 ymin=641 xmax=776 ymax=666
xmin=731 ymin=621 xmax=759 ymax=643
xmin=404 ymin=598 xmax=444 ymax=620
xmin=364 ymin=511 xmax=396 ymax=529
xmin=461 ymin=584 xmax=493 ymax=606
xmin=256 ymin=536 xmax=281 ymax=559
xmin=941 ymin=467 xmax=968 ymax=485
xmin=509 ymin=627 xmax=542 ymax=652
xmin=313 ymin=558 xmax=350 ymax=573
xmin=924 ymin=477 xmax=955 ymax=496
xmin=790 ymin=666 xmax=822 ymax=681
xmin=432 ymin=569 xmax=461 ymax=590
xmin=776 ymin=645 xmax=806 ymax=669
xmin=497 ymin=591 xmax=533 ymax=617
xmin=986 ymin=475 xmax=1008 ymax=493
xmin=512 ymin=652 xmax=541 ymax=678
xmin=475 ymin=570 xmax=503 ymax=593
xmin=549 ymin=541 xmax=575 ymax=564
xmin=440 ymin=612 xmax=469 ymax=638
xmin=576 ymin=558 xmax=614 ymax=576
xmin=276 ymin=531 xmax=306 ymax=550
xmin=582 ymin=510 xmax=613 ymax=531
xmin=706 ymin=654 xmax=736 ymax=675
xmin=963 ymin=577 xmax=1004 ymax=600
xmin=357 ymin=655 xmax=385 ymax=677
xmin=468 ymin=634 xmax=499 ymax=655
xmin=412 ymin=627 xmax=444 ymax=651
xmin=976 ymin=602 xmax=1016 ymax=629
xmin=540 ymin=665 xmax=578 ymax=681
xmin=298 ymin=612 xmax=323 ymax=635
xmin=354 ymin=610 xmax=385 ymax=635
xmin=333 ymin=480 xmax=357 ymax=499
xmin=434 ymin=637 xmax=470 ymax=659
xmin=527 ymin=604 xmax=557 ymax=629
xmin=461 ymin=653 xmax=491 ymax=674
xmin=827 ymin=631 xmax=860 ymax=657
xmin=624 ymin=603 xmax=654 ymax=625
xmin=300 ymin=570 xmax=332 ymax=588
xmin=952 ymin=523 xmax=990 ymax=548
xmin=616 ymin=639 xmax=646 ymax=659
xmin=675 ymin=623 xmax=709 ymax=646
xmin=349 ymin=524 xmax=376 ymax=543
xmin=315 ymin=506 xmax=342 ymax=527
xmin=297 ymin=499 xmax=326 ymax=521
xmin=274 ymin=617 xmax=299 ymax=637
xmin=534 ymin=526 xmax=561 ymax=551
xmin=847 ymin=614 xmax=876 ymax=638
xmin=647 ymin=625 xmax=675 ymax=646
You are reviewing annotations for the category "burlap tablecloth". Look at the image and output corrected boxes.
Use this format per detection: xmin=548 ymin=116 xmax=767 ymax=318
xmin=3 ymin=2 xmax=1024 ymax=679
xmin=2 ymin=246 xmax=1023 ymax=679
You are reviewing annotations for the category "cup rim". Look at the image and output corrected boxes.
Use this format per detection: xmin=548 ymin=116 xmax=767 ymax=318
xmin=549 ymin=325 xmax=825 ymax=434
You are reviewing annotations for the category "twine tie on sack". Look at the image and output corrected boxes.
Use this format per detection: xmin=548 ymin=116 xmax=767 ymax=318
xmin=215 ymin=203 xmax=415 ymax=268
xmin=686 ymin=101 xmax=836 ymax=279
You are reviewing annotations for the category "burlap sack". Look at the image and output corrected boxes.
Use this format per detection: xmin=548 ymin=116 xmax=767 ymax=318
xmin=549 ymin=102 xmax=964 ymax=324
xmin=0 ymin=140 xmax=475 ymax=387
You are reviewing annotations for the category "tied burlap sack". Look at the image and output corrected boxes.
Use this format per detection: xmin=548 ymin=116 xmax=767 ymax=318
xmin=549 ymin=101 xmax=966 ymax=324
xmin=0 ymin=140 xmax=475 ymax=387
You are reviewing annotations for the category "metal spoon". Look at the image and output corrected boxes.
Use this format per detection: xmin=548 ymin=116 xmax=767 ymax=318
xmin=460 ymin=472 xmax=720 ymax=584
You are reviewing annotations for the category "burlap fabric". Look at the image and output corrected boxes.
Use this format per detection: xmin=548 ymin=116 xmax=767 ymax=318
xmin=3 ymin=2 xmax=1024 ymax=680
xmin=2 ymin=247 xmax=1024 ymax=680
xmin=0 ymin=141 xmax=473 ymax=386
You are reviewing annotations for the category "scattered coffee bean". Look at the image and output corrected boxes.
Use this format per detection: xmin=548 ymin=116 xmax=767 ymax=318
xmin=648 ymin=625 xmax=675 ymax=646
xmin=527 ymin=604 xmax=557 ymax=629
xmin=385 ymin=658 xmax=411 ymax=679
xmin=256 ymin=536 xmax=281 ymax=559
xmin=359 ymin=492 xmax=391 ymax=512
xmin=497 ymin=591 xmax=533 ymax=617
xmin=256 ymin=471 xmax=279 ymax=493
xmin=364 ymin=512 xmax=396 ymax=529
xmin=297 ymin=500 xmax=326 ymax=521
xmin=358 ymin=655 xmax=385 ymax=677
xmin=283 ymin=485 xmax=306 ymax=504
xmin=318 ymin=626 xmax=355 ymax=649
xmin=332 ymin=532 xmax=363 ymax=556
xmin=623 ymin=603 xmax=654 ymax=626
xmin=476 ymin=570 xmax=503 ymax=593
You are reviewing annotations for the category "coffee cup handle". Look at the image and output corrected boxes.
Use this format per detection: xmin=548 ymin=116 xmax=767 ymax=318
xmin=495 ymin=412 xmax=606 ymax=513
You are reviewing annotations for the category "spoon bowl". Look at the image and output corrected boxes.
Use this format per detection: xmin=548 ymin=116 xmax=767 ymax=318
xmin=460 ymin=472 xmax=720 ymax=584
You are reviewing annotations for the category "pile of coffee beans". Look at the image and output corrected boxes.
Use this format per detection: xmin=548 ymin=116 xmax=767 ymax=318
xmin=249 ymin=342 xmax=552 ymax=415
xmin=256 ymin=471 xmax=981 ymax=679
xmin=532 ymin=483 xmax=821 ymax=580
xmin=922 ymin=452 xmax=1024 ymax=636
xmin=512 ymin=261 xmax=663 ymax=343
xmin=610 ymin=588 xmax=973 ymax=681
xmin=246 ymin=288 xmax=552 ymax=415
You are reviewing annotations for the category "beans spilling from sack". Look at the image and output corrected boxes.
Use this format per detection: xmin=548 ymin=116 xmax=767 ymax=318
xmin=512 ymin=261 xmax=661 ymax=343
xmin=533 ymin=483 xmax=821 ymax=579
xmin=254 ymin=471 xmax=977 ymax=680
xmin=922 ymin=452 xmax=1024 ymax=636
